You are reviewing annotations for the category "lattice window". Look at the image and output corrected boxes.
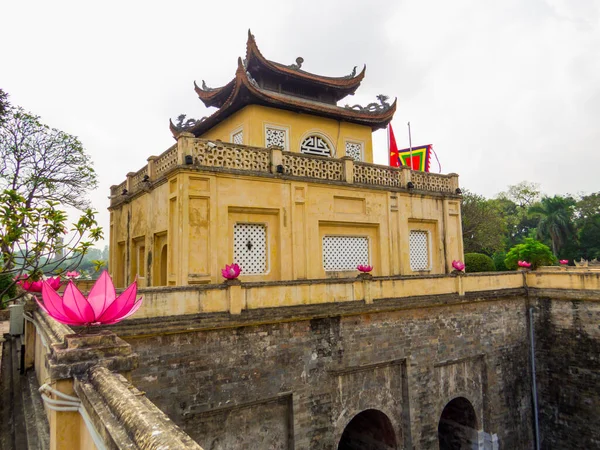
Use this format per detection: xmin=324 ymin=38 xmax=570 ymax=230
xmin=345 ymin=141 xmax=363 ymax=161
xmin=301 ymin=135 xmax=332 ymax=157
xmin=232 ymin=130 xmax=243 ymax=145
xmin=234 ymin=223 xmax=267 ymax=274
xmin=409 ymin=230 xmax=430 ymax=271
xmin=266 ymin=127 xmax=287 ymax=149
xmin=322 ymin=236 xmax=369 ymax=271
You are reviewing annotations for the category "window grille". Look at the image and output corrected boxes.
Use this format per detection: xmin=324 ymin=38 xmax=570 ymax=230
xmin=232 ymin=130 xmax=243 ymax=145
xmin=409 ymin=230 xmax=430 ymax=271
xmin=234 ymin=223 xmax=267 ymax=274
xmin=322 ymin=236 xmax=369 ymax=271
xmin=265 ymin=127 xmax=287 ymax=149
xmin=300 ymin=135 xmax=331 ymax=157
xmin=345 ymin=141 xmax=363 ymax=161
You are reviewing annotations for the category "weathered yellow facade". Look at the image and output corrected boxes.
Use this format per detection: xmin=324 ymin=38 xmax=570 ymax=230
xmin=109 ymin=136 xmax=463 ymax=288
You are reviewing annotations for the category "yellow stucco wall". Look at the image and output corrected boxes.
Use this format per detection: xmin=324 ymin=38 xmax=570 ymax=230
xmin=110 ymin=169 xmax=463 ymax=288
xmin=199 ymin=105 xmax=374 ymax=162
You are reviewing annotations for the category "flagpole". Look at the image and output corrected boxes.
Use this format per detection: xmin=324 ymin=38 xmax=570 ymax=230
xmin=387 ymin=124 xmax=390 ymax=165
xmin=408 ymin=122 xmax=413 ymax=170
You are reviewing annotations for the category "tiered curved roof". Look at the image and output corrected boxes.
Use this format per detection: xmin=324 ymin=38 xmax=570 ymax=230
xmin=173 ymin=31 xmax=396 ymax=138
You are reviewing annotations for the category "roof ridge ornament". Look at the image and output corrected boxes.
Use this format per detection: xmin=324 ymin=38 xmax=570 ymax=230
xmin=345 ymin=66 xmax=357 ymax=79
xmin=344 ymin=94 xmax=392 ymax=112
xmin=201 ymin=80 xmax=216 ymax=92
xmin=288 ymin=57 xmax=304 ymax=70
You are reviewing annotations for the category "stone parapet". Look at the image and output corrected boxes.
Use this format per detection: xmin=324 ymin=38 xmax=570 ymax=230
xmin=47 ymin=330 xmax=138 ymax=381
xmin=75 ymin=366 xmax=203 ymax=449
xmin=110 ymin=138 xmax=460 ymax=207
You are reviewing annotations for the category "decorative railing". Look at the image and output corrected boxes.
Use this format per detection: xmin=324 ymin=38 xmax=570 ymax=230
xmin=282 ymin=151 xmax=344 ymax=181
xmin=191 ymin=140 xmax=271 ymax=173
xmin=154 ymin=145 xmax=178 ymax=178
xmin=411 ymin=171 xmax=454 ymax=193
xmin=110 ymin=138 xmax=458 ymax=206
xmin=130 ymin=166 xmax=148 ymax=191
xmin=354 ymin=162 xmax=401 ymax=187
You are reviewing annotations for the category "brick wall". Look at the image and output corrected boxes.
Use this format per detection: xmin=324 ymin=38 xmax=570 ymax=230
xmin=535 ymin=297 xmax=600 ymax=449
xmin=122 ymin=294 xmax=534 ymax=449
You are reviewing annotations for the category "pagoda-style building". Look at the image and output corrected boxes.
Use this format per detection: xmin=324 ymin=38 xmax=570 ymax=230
xmin=170 ymin=30 xmax=396 ymax=163
xmin=108 ymin=32 xmax=463 ymax=288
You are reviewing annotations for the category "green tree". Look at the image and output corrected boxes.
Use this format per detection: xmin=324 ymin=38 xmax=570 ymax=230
xmin=528 ymin=196 xmax=575 ymax=256
xmin=0 ymin=89 xmax=9 ymax=124
xmin=574 ymin=193 xmax=600 ymax=260
xmin=0 ymin=107 xmax=98 ymax=210
xmin=461 ymin=190 xmax=506 ymax=255
xmin=498 ymin=181 xmax=541 ymax=208
xmin=0 ymin=105 xmax=102 ymax=302
xmin=464 ymin=253 xmax=496 ymax=272
xmin=504 ymin=238 xmax=556 ymax=269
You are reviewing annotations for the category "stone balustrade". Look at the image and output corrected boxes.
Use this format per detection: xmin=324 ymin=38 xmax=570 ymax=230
xmin=110 ymin=136 xmax=460 ymax=205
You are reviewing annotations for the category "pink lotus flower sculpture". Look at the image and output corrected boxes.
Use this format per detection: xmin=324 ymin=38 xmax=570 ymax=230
xmin=37 ymin=271 xmax=142 ymax=326
xmin=559 ymin=260 xmax=569 ymax=265
xmin=17 ymin=275 xmax=61 ymax=293
xmin=221 ymin=263 xmax=241 ymax=280
xmin=65 ymin=271 xmax=81 ymax=279
xmin=357 ymin=264 xmax=373 ymax=273
xmin=518 ymin=260 xmax=532 ymax=268
xmin=452 ymin=260 xmax=466 ymax=272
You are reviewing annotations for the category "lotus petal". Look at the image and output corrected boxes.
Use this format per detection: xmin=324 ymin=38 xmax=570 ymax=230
xmin=62 ymin=282 xmax=96 ymax=324
xmin=102 ymin=297 xmax=144 ymax=325
xmin=96 ymin=281 xmax=138 ymax=324
xmin=41 ymin=281 xmax=80 ymax=324
xmin=87 ymin=271 xmax=116 ymax=319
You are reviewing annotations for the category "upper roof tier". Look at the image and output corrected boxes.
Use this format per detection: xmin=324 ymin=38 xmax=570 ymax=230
xmin=174 ymin=57 xmax=396 ymax=138
xmin=196 ymin=30 xmax=366 ymax=108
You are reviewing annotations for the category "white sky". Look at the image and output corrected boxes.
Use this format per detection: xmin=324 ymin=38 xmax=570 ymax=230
xmin=3 ymin=0 xmax=600 ymax=247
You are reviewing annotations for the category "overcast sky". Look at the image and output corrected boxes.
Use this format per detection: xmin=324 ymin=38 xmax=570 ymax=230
xmin=3 ymin=0 xmax=600 ymax=247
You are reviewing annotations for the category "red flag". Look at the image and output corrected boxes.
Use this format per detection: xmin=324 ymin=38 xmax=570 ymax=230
xmin=388 ymin=124 xmax=400 ymax=167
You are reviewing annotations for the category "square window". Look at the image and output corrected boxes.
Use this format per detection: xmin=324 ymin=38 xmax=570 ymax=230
xmin=232 ymin=130 xmax=243 ymax=145
xmin=265 ymin=127 xmax=287 ymax=150
xmin=409 ymin=230 xmax=430 ymax=271
xmin=345 ymin=141 xmax=363 ymax=161
xmin=322 ymin=236 xmax=369 ymax=271
xmin=234 ymin=223 xmax=267 ymax=274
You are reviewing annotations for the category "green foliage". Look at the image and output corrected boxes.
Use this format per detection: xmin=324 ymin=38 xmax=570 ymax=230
xmin=492 ymin=251 xmax=508 ymax=271
xmin=464 ymin=253 xmax=496 ymax=273
xmin=0 ymin=105 xmax=103 ymax=301
xmin=529 ymin=196 xmax=575 ymax=256
xmin=461 ymin=191 xmax=506 ymax=255
xmin=504 ymin=238 xmax=556 ymax=270
xmin=0 ymin=272 xmax=16 ymax=308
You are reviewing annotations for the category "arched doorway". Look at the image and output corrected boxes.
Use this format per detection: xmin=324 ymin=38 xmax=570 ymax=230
xmin=438 ymin=397 xmax=478 ymax=450
xmin=338 ymin=409 xmax=397 ymax=450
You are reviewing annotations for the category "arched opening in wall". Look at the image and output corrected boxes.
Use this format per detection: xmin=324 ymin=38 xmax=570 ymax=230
xmin=337 ymin=409 xmax=397 ymax=450
xmin=438 ymin=397 xmax=478 ymax=450
xmin=159 ymin=244 xmax=168 ymax=286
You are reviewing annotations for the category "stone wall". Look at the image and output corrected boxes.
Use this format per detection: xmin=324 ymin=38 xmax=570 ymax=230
xmin=121 ymin=294 xmax=534 ymax=449
xmin=534 ymin=295 xmax=600 ymax=449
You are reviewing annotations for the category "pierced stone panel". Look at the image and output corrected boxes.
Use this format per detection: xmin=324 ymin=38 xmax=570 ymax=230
xmin=234 ymin=223 xmax=267 ymax=274
xmin=300 ymin=135 xmax=332 ymax=157
xmin=323 ymin=236 xmax=369 ymax=271
xmin=282 ymin=153 xmax=343 ymax=180
xmin=411 ymin=171 xmax=454 ymax=193
xmin=345 ymin=141 xmax=363 ymax=161
xmin=191 ymin=141 xmax=270 ymax=173
xmin=266 ymin=127 xmax=287 ymax=149
xmin=232 ymin=130 xmax=243 ymax=145
xmin=409 ymin=230 xmax=430 ymax=271
xmin=354 ymin=163 xmax=401 ymax=187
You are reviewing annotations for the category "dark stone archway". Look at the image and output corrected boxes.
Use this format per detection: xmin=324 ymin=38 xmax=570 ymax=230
xmin=338 ymin=409 xmax=397 ymax=450
xmin=438 ymin=397 xmax=479 ymax=450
